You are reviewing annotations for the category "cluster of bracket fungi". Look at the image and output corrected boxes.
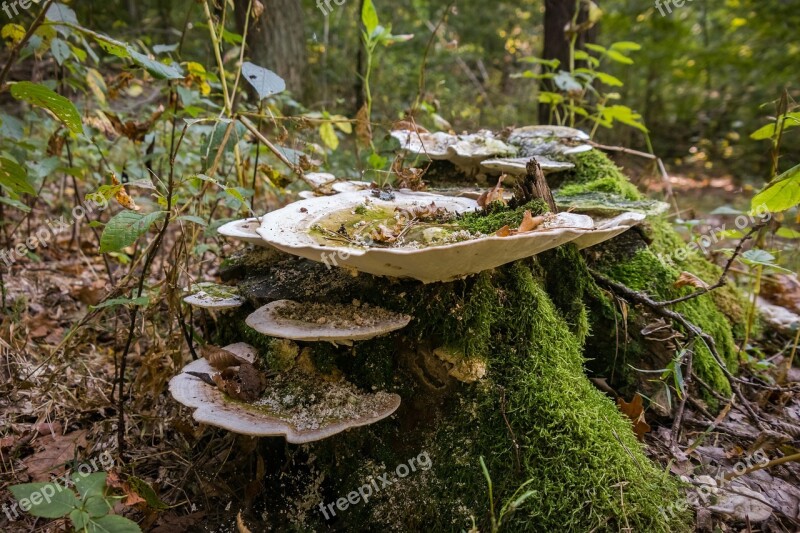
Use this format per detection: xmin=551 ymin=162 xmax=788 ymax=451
xmin=170 ymin=126 xmax=666 ymax=443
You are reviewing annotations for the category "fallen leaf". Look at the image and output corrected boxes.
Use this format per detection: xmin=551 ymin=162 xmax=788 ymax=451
xmin=495 ymin=225 xmax=512 ymax=237
xmin=237 ymin=512 xmax=253 ymax=533
xmin=617 ymin=394 xmax=651 ymax=441
xmin=674 ymin=271 xmax=710 ymax=290
xmin=24 ymin=429 xmax=88 ymax=481
xmin=518 ymin=210 xmax=546 ymax=233
xmin=202 ymin=345 xmax=248 ymax=370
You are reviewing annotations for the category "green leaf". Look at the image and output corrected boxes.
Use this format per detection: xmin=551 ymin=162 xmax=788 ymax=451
xmin=70 ymin=509 xmax=91 ymax=530
xmin=0 ymin=195 xmax=31 ymax=212
xmin=751 ymin=164 xmax=800 ymax=213
xmin=9 ymin=483 xmax=80 ymax=518
xmin=99 ymin=211 xmax=166 ymax=253
xmin=610 ymin=41 xmax=642 ymax=52
xmin=319 ymin=121 xmax=339 ymax=150
xmin=776 ymin=227 xmax=800 ymax=239
xmin=584 ymin=43 xmax=607 ymax=54
xmin=127 ymin=476 xmax=169 ymax=510
xmin=10 ymin=81 xmax=83 ymax=134
xmin=593 ymin=71 xmax=624 ymax=87
xmin=86 ymin=514 xmax=142 ymax=533
xmin=45 ymin=3 xmax=78 ymax=36
xmin=51 ymin=37 xmax=71 ymax=65
xmin=361 ymin=0 xmax=379 ymax=35
xmin=73 ymin=472 xmax=107 ymax=500
xmin=81 ymin=30 xmax=183 ymax=80
xmin=84 ymin=495 xmax=113 ymax=518
xmin=0 ymin=157 xmax=35 ymax=195
xmin=90 ymin=296 xmax=150 ymax=310
xmin=605 ymin=49 xmax=634 ymax=65
xmin=177 ymin=215 xmax=207 ymax=227
xmin=241 ymin=62 xmax=285 ymax=100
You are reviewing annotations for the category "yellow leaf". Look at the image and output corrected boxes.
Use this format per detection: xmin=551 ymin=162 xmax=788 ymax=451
xmin=2 ymin=24 xmax=25 ymax=45
xmin=319 ymin=122 xmax=339 ymax=151
xmin=86 ymin=68 xmax=107 ymax=105
xmin=330 ymin=115 xmax=353 ymax=134
xmin=111 ymin=174 xmax=140 ymax=211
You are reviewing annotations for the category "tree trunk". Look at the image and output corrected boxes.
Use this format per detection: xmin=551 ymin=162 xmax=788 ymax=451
xmin=235 ymin=0 xmax=307 ymax=94
xmin=538 ymin=0 xmax=599 ymax=124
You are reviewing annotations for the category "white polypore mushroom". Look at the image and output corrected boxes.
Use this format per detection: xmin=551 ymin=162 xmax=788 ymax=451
xmin=255 ymin=190 xmax=599 ymax=283
xmin=184 ymin=282 xmax=245 ymax=310
xmin=218 ymin=218 xmax=271 ymax=247
xmin=480 ymin=156 xmax=575 ymax=175
xmin=169 ymin=342 xmax=401 ymax=442
xmin=508 ymin=125 xmax=593 ymax=157
xmin=246 ymin=299 xmax=412 ymax=346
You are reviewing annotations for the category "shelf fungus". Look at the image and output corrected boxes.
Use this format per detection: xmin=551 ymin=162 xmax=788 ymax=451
xmin=246 ymin=299 xmax=412 ymax=346
xmin=169 ymin=342 xmax=401 ymax=442
xmin=508 ymin=125 xmax=593 ymax=157
xmin=183 ymin=282 xmax=245 ymax=310
xmin=256 ymin=189 xmax=598 ymax=283
xmin=391 ymin=129 xmax=517 ymax=173
xmin=480 ymin=156 xmax=574 ymax=176
xmin=218 ymin=218 xmax=271 ymax=247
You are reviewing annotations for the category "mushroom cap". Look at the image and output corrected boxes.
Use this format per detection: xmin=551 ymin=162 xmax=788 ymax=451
xmin=304 ymin=172 xmax=337 ymax=189
xmin=331 ymin=180 xmax=372 ymax=194
xmin=183 ymin=283 xmax=245 ymax=310
xmin=391 ymin=129 xmax=517 ymax=167
xmin=571 ymin=212 xmax=647 ymax=250
xmin=508 ymin=126 xmax=593 ymax=157
xmin=169 ymin=342 xmax=402 ymax=442
xmin=246 ymin=299 xmax=411 ymax=345
xmin=219 ymin=218 xmax=272 ymax=247
xmin=554 ymin=192 xmax=671 ymax=217
xmin=256 ymin=190 xmax=597 ymax=283
xmin=480 ymin=156 xmax=575 ymax=175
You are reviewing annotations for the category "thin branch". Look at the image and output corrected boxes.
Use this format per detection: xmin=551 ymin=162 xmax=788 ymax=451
xmin=0 ymin=0 xmax=55 ymax=90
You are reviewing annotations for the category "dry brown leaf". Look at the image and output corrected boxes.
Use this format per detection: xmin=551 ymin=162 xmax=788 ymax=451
xmin=673 ymin=271 xmax=710 ymax=290
xmin=213 ymin=363 xmax=267 ymax=403
xmin=518 ymin=210 xmax=546 ymax=233
xmin=251 ymin=0 xmax=264 ymax=19
xmin=202 ymin=345 xmax=248 ymax=370
xmin=111 ymin=174 xmax=140 ymax=211
xmin=616 ymin=394 xmax=651 ymax=441
xmin=477 ymin=176 xmax=507 ymax=210
xmin=391 ymin=120 xmax=429 ymax=134
xmin=495 ymin=225 xmax=512 ymax=237
xmin=237 ymin=512 xmax=253 ymax=533
xmin=106 ymin=105 xmax=165 ymax=143
xmin=24 ymin=429 xmax=88 ymax=481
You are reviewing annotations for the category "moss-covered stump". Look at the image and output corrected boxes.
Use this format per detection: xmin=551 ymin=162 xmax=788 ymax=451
xmin=213 ymin=251 xmax=690 ymax=531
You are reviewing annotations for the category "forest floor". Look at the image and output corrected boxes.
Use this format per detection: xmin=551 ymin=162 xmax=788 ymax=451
xmin=1 ymin=170 xmax=799 ymax=532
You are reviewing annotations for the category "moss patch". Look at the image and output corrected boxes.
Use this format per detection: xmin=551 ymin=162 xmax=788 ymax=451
xmin=456 ymin=199 xmax=548 ymax=234
xmin=555 ymin=150 xmax=642 ymax=201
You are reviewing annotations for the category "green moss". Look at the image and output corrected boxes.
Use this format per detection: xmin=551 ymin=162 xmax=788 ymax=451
xmin=539 ymin=244 xmax=591 ymax=345
xmin=602 ymin=248 xmax=735 ymax=395
xmin=456 ymin=199 xmax=548 ymax=234
xmin=274 ymin=261 xmax=691 ymax=532
xmin=555 ymin=150 xmax=642 ymax=201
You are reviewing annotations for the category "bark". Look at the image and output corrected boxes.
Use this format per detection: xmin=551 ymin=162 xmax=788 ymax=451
xmin=235 ymin=0 xmax=307 ymax=94
xmin=539 ymin=0 xmax=599 ymax=123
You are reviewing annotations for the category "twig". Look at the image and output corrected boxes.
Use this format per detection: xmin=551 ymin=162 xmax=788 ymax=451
xmin=0 ymin=0 xmax=55 ymax=90
xmin=670 ymin=346 xmax=694 ymax=447
xmin=499 ymin=388 xmax=521 ymax=473
xmin=657 ymin=224 xmax=763 ymax=308
xmin=591 ymin=270 xmax=766 ymax=431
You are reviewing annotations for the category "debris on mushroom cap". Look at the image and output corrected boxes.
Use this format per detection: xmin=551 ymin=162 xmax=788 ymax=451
xmin=184 ymin=282 xmax=245 ymax=310
xmin=218 ymin=218 xmax=272 ymax=247
xmin=433 ymin=346 xmax=487 ymax=383
xmin=571 ymin=212 xmax=647 ymax=250
xmin=481 ymin=156 xmax=575 ymax=176
xmin=331 ymin=180 xmax=372 ymax=194
xmin=256 ymin=189 xmax=600 ymax=283
xmin=169 ymin=343 xmax=401 ymax=442
xmin=508 ymin=125 xmax=593 ymax=157
xmin=246 ymin=299 xmax=412 ymax=345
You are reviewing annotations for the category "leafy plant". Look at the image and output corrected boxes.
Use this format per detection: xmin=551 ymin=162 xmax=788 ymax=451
xmin=479 ymin=456 xmax=536 ymax=532
xmin=9 ymin=472 xmax=141 ymax=532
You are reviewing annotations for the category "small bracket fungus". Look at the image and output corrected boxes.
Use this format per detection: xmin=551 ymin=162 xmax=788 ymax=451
xmin=169 ymin=342 xmax=401 ymax=442
xmin=508 ymin=125 xmax=593 ymax=157
xmin=184 ymin=282 xmax=245 ymax=310
xmin=218 ymin=218 xmax=271 ymax=247
xmin=392 ymin=129 xmax=517 ymax=173
xmin=246 ymin=299 xmax=412 ymax=345
xmin=571 ymin=212 xmax=647 ymax=250
xmin=480 ymin=156 xmax=575 ymax=176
